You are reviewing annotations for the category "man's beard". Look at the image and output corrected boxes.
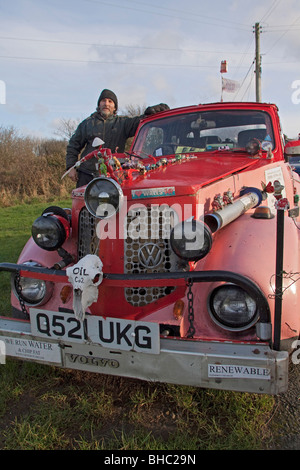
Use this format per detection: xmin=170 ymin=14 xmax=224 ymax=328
xmin=99 ymin=107 xmax=113 ymax=119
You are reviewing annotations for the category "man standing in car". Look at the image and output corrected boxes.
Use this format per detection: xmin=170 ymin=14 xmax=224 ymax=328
xmin=65 ymin=89 xmax=169 ymax=187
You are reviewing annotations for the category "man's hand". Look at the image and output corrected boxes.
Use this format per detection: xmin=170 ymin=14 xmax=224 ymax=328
xmin=67 ymin=167 xmax=78 ymax=182
xmin=144 ymin=103 xmax=170 ymax=115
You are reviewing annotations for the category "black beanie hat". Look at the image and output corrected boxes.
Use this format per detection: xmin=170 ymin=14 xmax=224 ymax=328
xmin=97 ymin=89 xmax=118 ymax=111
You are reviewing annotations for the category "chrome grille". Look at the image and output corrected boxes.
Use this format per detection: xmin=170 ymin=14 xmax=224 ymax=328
xmin=78 ymin=207 xmax=99 ymax=259
xmin=124 ymin=205 xmax=178 ymax=307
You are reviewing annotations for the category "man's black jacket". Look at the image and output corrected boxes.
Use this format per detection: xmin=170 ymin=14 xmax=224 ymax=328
xmin=66 ymin=111 xmax=142 ymax=174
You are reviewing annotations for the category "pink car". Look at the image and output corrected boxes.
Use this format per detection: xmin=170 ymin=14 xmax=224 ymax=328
xmin=1 ymin=101 xmax=300 ymax=395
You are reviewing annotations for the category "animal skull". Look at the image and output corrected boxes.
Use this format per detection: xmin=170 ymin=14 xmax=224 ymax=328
xmin=66 ymin=254 xmax=103 ymax=321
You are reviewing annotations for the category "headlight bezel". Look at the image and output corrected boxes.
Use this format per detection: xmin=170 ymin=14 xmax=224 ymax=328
xmin=84 ymin=177 xmax=124 ymax=219
xmin=12 ymin=261 xmax=53 ymax=306
xmin=208 ymin=283 xmax=259 ymax=331
xmin=31 ymin=207 xmax=70 ymax=252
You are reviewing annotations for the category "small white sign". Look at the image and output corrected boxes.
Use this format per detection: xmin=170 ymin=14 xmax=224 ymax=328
xmin=208 ymin=364 xmax=271 ymax=380
xmin=264 ymin=166 xmax=286 ymax=215
xmin=1 ymin=336 xmax=61 ymax=363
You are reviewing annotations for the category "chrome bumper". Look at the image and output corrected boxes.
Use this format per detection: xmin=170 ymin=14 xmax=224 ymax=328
xmin=0 ymin=317 xmax=288 ymax=395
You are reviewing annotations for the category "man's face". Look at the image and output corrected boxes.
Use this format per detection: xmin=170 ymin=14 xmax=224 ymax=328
xmin=99 ymin=98 xmax=116 ymax=118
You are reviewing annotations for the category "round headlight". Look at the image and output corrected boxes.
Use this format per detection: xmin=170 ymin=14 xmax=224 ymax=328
xmin=170 ymin=220 xmax=212 ymax=261
xmin=12 ymin=262 xmax=53 ymax=306
xmin=208 ymin=285 xmax=258 ymax=331
xmin=32 ymin=214 xmax=70 ymax=251
xmin=84 ymin=177 xmax=124 ymax=219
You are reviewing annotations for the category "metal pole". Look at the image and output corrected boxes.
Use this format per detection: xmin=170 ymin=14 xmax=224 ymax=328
xmin=254 ymin=22 xmax=262 ymax=102
xmin=273 ymin=207 xmax=285 ymax=350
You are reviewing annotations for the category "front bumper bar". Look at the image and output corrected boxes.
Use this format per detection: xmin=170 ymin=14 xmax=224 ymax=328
xmin=0 ymin=262 xmax=287 ymax=394
xmin=1 ymin=262 xmax=272 ymax=337
xmin=0 ymin=316 xmax=288 ymax=394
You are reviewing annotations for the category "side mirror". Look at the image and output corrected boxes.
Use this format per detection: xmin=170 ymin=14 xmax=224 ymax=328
xmin=92 ymin=137 xmax=104 ymax=147
xmin=284 ymin=140 xmax=300 ymax=156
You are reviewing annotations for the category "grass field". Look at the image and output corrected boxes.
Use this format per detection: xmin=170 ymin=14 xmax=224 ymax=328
xmin=0 ymin=201 xmax=276 ymax=450
xmin=0 ymin=199 xmax=71 ymax=314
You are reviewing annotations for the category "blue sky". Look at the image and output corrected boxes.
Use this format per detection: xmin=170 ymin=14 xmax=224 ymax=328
xmin=0 ymin=0 xmax=300 ymax=139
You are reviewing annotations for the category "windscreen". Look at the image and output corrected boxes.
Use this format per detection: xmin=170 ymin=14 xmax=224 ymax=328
xmin=132 ymin=110 xmax=274 ymax=157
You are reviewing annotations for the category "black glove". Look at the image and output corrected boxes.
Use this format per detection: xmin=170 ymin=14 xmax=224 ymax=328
xmin=144 ymin=103 xmax=170 ymax=115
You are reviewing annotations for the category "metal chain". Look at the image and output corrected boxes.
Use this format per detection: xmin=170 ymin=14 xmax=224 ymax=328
xmin=186 ymin=279 xmax=195 ymax=338
xmin=15 ymin=271 xmax=29 ymax=317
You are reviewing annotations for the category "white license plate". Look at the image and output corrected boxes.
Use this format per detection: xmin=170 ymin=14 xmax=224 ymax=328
xmin=30 ymin=309 xmax=160 ymax=354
